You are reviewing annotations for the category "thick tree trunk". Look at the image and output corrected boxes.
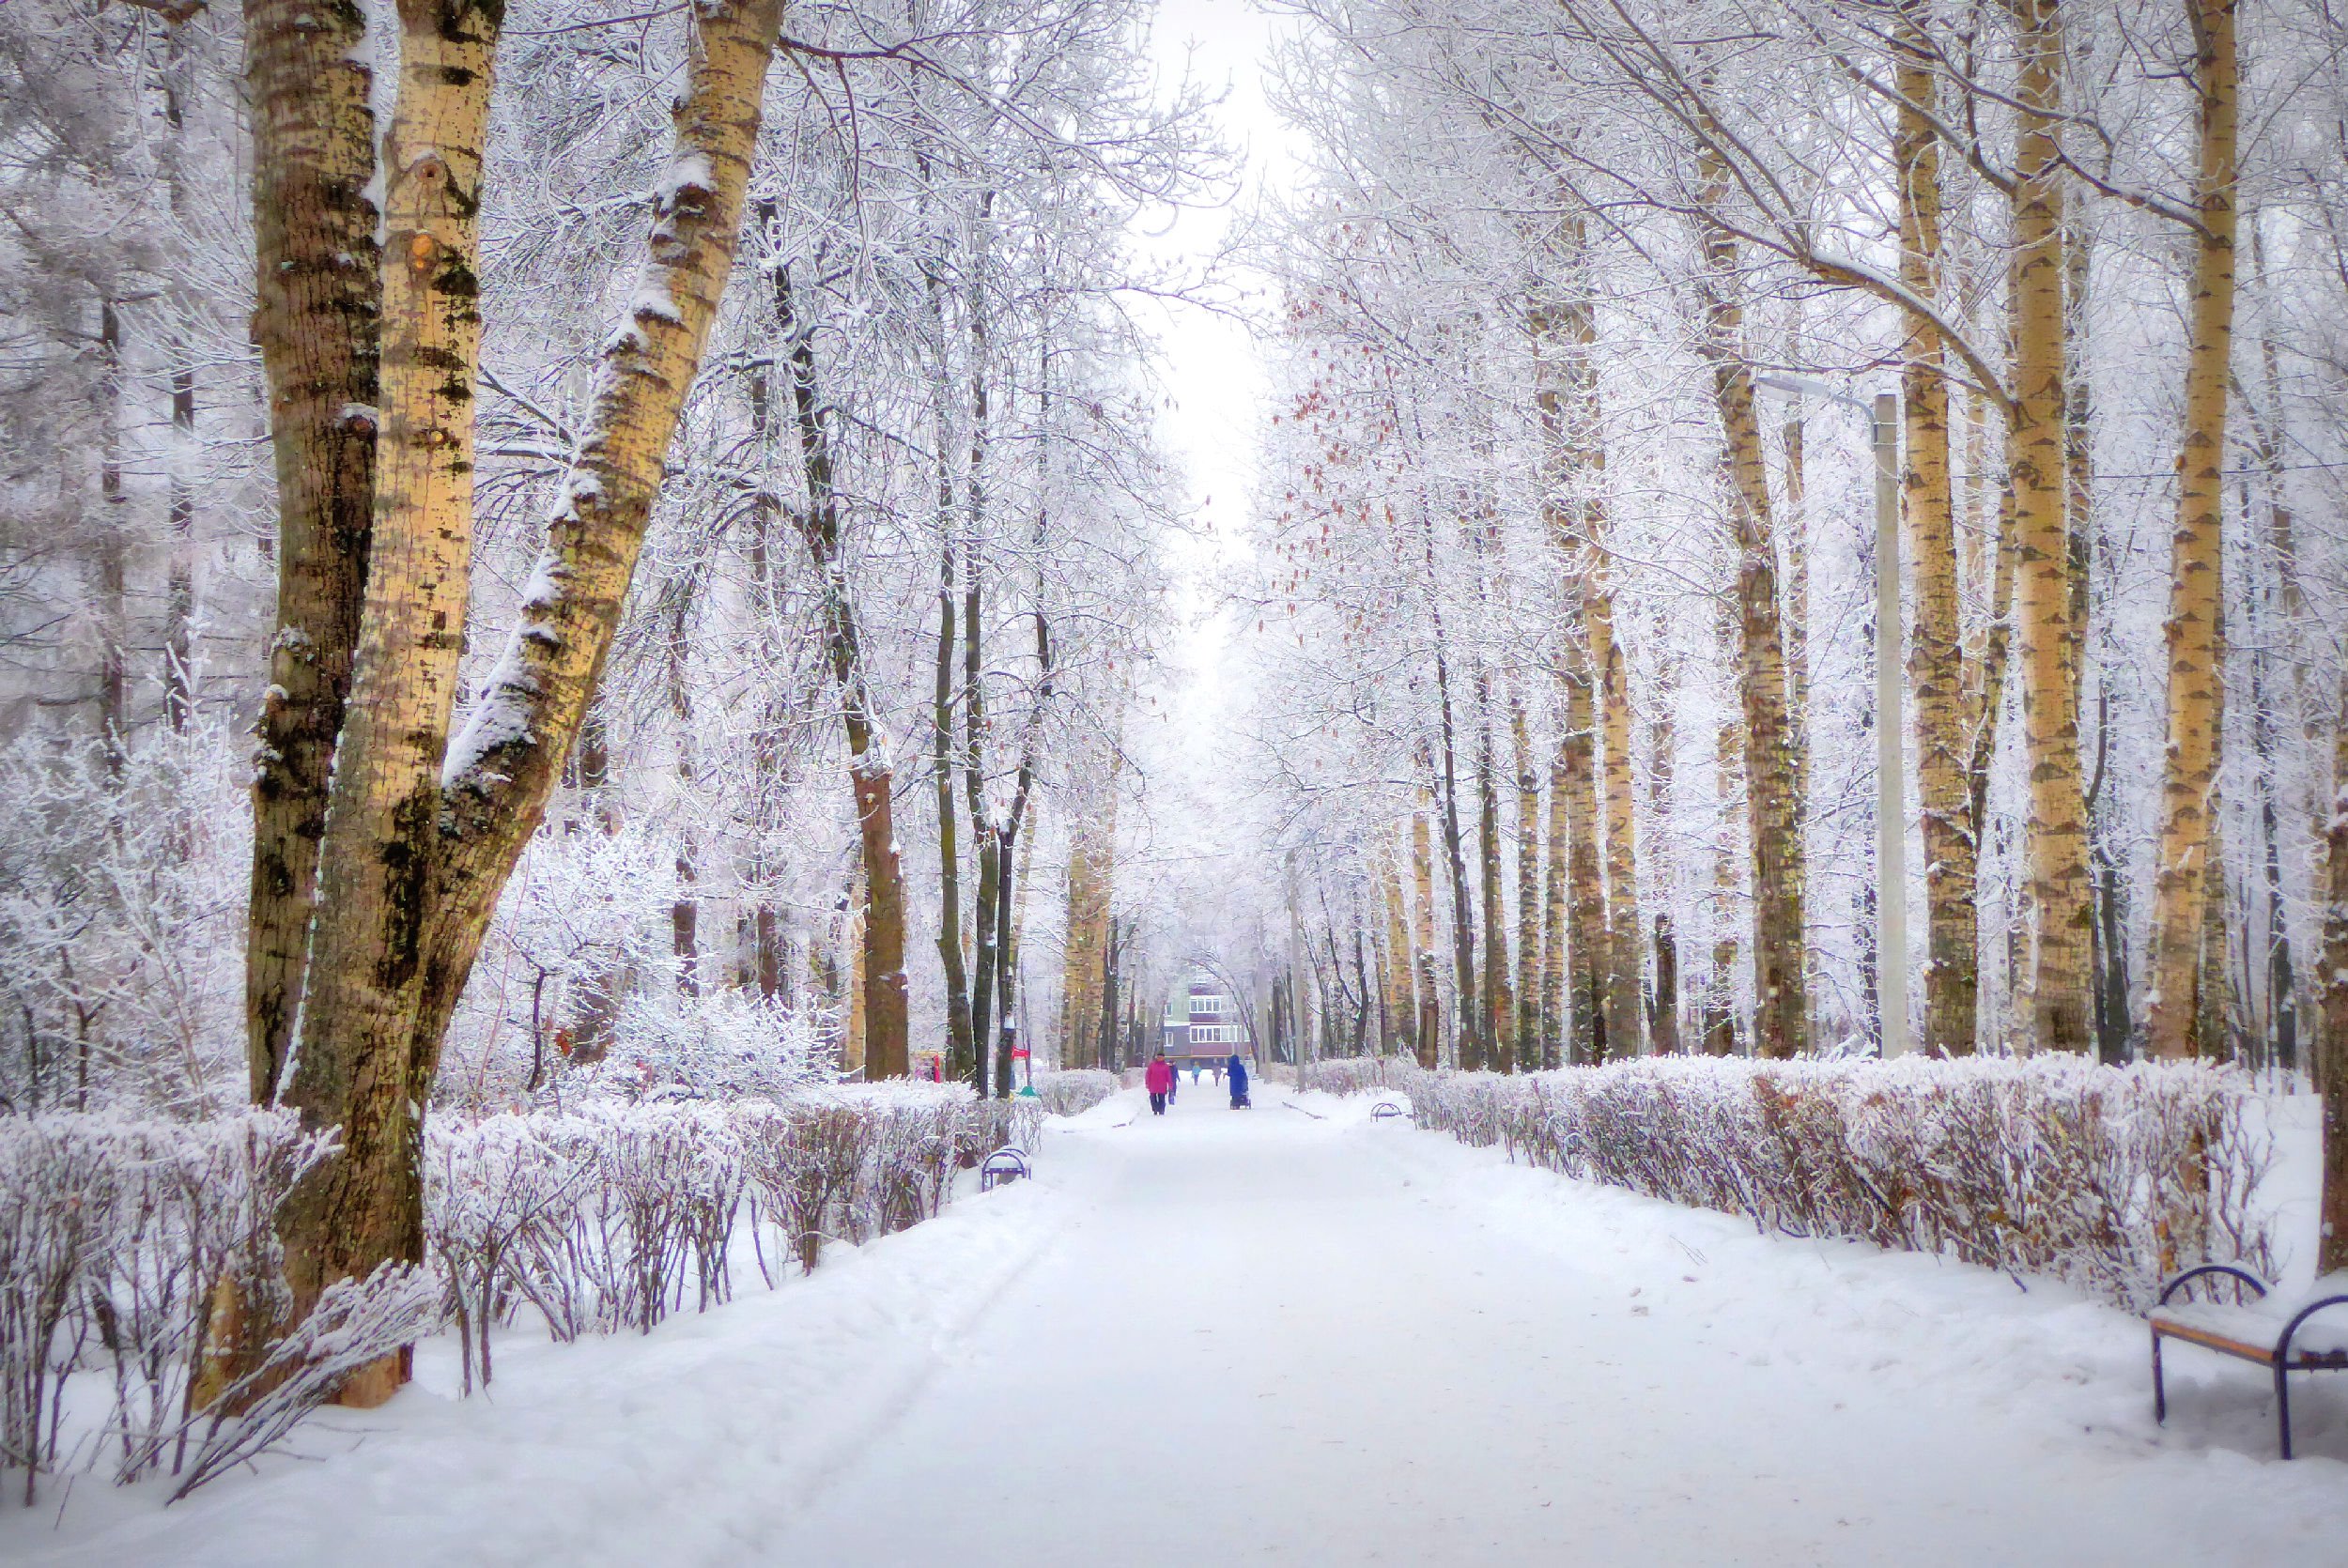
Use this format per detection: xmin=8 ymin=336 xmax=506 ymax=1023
xmin=2320 ymin=670 xmax=2348 ymax=1271
xmin=242 ymin=0 xmax=379 ymax=1105
xmin=274 ymin=0 xmax=506 ymax=1407
xmin=1692 ymin=152 xmax=1807 ymax=1058
xmin=2146 ymin=0 xmax=2240 ymax=1062
xmin=1897 ymin=14 xmax=1976 ymax=1057
xmin=407 ymin=0 xmax=794 ymax=1103
xmin=2009 ymin=0 xmax=2093 ymax=1052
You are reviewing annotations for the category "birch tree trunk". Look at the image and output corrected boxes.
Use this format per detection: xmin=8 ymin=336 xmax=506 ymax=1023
xmin=2009 ymin=0 xmax=2093 ymax=1053
xmin=1691 ymin=153 xmax=1808 ymax=1059
xmin=274 ymin=0 xmax=506 ymax=1406
xmin=1385 ymin=826 xmax=1418 ymax=1059
xmin=2146 ymin=0 xmax=2241 ymax=1061
xmin=1594 ymin=558 xmax=1642 ymax=1057
xmin=407 ymin=0 xmax=794 ymax=1096
xmin=1897 ymin=10 xmax=1976 ymax=1056
xmin=1412 ymin=768 xmax=1442 ymax=1067
xmin=2320 ymin=670 xmax=2348 ymax=1271
xmin=242 ymin=0 xmax=379 ymax=1103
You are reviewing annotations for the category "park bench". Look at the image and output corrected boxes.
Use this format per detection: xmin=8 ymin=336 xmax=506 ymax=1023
xmin=2150 ymin=1265 xmax=2348 ymax=1459
xmin=980 ymin=1146 xmax=1031 ymax=1193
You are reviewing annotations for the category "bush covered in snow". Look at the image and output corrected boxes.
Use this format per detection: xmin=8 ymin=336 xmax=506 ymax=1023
xmin=424 ymin=1084 xmax=1036 ymax=1393
xmin=1392 ymin=1058 xmax=2277 ymax=1310
xmin=2 ymin=1087 xmax=1033 ymax=1505
xmin=1029 ymin=1068 xmax=1120 ymax=1116
xmin=0 ymin=1108 xmax=434 ymax=1506
xmin=1293 ymin=1055 xmax=1396 ymax=1097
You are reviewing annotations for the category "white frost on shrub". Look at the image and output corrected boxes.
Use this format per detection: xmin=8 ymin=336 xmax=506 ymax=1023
xmin=1391 ymin=1055 xmax=2278 ymax=1311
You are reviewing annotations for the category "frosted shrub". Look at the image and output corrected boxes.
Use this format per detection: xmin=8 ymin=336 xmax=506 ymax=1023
xmin=423 ymin=1085 xmax=1029 ymax=1392
xmin=1296 ymin=1055 xmax=1393 ymax=1097
xmin=0 ymin=1110 xmax=358 ymax=1505
xmin=1393 ymin=1057 xmax=2276 ymax=1310
xmin=2 ymin=1087 xmax=1036 ymax=1504
xmin=1030 ymin=1068 xmax=1119 ymax=1116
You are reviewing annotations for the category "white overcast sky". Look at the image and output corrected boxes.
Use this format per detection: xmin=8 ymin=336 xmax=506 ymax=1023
xmin=1131 ymin=0 xmax=1307 ymax=757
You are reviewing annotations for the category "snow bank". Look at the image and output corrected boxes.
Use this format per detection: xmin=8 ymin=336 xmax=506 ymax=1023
xmin=1393 ymin=1057 xmax=2278 ymax=1310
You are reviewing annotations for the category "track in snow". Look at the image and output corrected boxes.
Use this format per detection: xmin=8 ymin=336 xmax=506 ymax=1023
xmin=768 ymin=1090 xmax=2348 ymax=1566
xmin=16 ymin=1086 xmax=2347 ymax=1567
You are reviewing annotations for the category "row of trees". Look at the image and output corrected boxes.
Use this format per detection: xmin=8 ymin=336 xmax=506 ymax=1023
xmin=1 ymin=0 xmax=1221 ymax=1400
xmin=1226 ymin=0 xmax=2348 ymax=1096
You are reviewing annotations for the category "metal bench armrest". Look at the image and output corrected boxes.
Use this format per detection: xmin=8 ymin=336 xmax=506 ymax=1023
xmin=2277 ymin=1294 xmax=2348 ymax=1360
xmin=2157 ymin=1265 xmax=2270 ymax=1308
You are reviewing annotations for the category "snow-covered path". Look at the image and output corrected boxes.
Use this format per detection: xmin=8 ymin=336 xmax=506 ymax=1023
xmin=772 ymin=1090 xmax=2348 ymax=1566
xmin=12 ymin=1086 xmax=2348 ymax=1566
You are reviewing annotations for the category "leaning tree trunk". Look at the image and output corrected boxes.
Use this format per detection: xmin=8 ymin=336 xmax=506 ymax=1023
xmin=1897 ymin=7 xmax=1977 ymax=1056
xmin=388 ymin=0 xmax=791 ymax=1274
xmin=274 ymin=0 xmax=506 ymax=1407
xmin=2009 ymin=0 xmax=2093 ymax=1053
xmin=242 ymin=0 xmax=379 ymax=1104
xmin=2146 ymin=0 xmax=2241 ymax=1062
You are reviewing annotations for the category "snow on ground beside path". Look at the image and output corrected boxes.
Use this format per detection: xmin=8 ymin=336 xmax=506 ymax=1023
xmin=0 ymin=1159 xmax=1075 ymax=1567
xmin=8 ymin=1084 xmax=2347 ymax=1567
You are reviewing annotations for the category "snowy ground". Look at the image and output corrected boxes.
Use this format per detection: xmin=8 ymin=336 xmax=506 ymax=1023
xmin=9 ymin=1086 xmax=2348 ymax=1566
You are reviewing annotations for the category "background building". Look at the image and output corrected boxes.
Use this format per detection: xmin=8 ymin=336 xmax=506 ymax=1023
xmin=1158 ymin=970 xmax=1254 ymax=1067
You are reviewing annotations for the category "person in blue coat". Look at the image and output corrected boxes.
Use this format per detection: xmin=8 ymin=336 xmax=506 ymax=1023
xmin=1226 ymin=1053 xmax=1250 ymax=1109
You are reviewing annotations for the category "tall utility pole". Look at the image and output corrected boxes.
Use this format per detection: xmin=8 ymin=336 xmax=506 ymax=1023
xmin=1873 ymin=392 xmax=1908 ymax=1057
xmin=1754 ymin=376 xmax=1907 ymax=1056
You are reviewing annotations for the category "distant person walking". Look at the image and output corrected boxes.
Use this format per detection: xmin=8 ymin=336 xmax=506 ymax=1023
xmin=1227 ymin=1053 xmax=1249 ymax=1109
xmin=1146 ymin=1053 xmax=1172 ymax=1116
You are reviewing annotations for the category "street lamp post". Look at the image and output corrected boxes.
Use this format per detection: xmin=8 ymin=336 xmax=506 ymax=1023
xmin=1753 ymin=375 xmax=1907 ymax=1057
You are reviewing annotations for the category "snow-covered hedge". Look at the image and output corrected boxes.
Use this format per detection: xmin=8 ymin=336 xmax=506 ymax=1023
xmin=425 ymin=1084 xmax=1039 ymax=1392
xmin=1029 ymin=1068 xmax=1120 ymax=1116
xmin=0 ymin=1109 xmax=435 ymax=1506
xmin=1294 ymin=1055 xmax=1396 ymax=1097
xmin=1391 ymin=1058 xmax=2278 ymax=1310
xmin=1 ymin=1088 xmax=1035 ymax=1505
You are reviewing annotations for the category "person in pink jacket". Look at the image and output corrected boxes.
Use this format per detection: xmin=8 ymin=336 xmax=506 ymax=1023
xmin=1145 ymin=1053 xmax=1173 ymax=1116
